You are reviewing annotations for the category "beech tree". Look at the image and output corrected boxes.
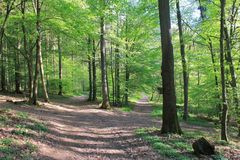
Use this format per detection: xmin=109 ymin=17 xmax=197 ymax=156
xmin=158 ymin=0 xmax=182 ymax=134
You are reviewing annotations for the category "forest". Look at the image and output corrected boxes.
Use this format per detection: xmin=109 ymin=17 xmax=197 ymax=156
xmin=0 ymin=0 xmax=239 ymax=159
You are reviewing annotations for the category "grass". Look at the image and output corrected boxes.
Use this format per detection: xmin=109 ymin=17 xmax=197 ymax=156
xmin=151 ymin=106 xmax=214 ymax=127
xmin=120 ymin=106 xmax=134 ymax=112
xmin=0 ymin=109 xmax=48 ymax=159
xmin=136 ymin=128 xmax=191 ymax=160
xmin=151 ymin=105 xmax=162 ymax=117
xmin=0 ymin=138 xmax=37 ymax=160
xmin=136 ymin=128 xmax=229 ymax=160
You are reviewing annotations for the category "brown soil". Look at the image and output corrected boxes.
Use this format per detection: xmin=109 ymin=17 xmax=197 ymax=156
xmin=0 ymin=95 xmax=163 ymax=160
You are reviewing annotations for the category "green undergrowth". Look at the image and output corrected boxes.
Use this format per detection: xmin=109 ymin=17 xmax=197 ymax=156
xmin=0 ymin=109 xmax=48 ymax=159
xmin=151 ymin=106 xmax=215 ymax=128
xmin=136 ymin=128 xmax=229 ymax=160
xmin=0 ymin=138 xmax=37 ymax=160
xmin=120 ymin=105 xmax=134 ymax=112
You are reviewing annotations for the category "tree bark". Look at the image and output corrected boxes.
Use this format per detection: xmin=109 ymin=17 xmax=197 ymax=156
xmin=99 ymin=13 xmax=110 ymax=109
xmin=176 ymin=0 xmax=189 ymax=121
xmin=110 ymin=43 xmax=115 ymax=105
xmin=220 ymin=0 xmax=228 ymax=141
xmin=158 ymin=0 xmax=182 ymax=134
xmin=92 ymin=39 xmax=97 ymax=101
xmin=1 ymin=50 xmax=6 ymax=92
xmin=115 ymin=44 xmax=120 ymax=106
xmin=15 ymin=38 xmax=21 ymax=94
xmin=58 ymin=36 xmax=63 ymax=95
xmin=87 ymin=38 xmax=92 ymax=101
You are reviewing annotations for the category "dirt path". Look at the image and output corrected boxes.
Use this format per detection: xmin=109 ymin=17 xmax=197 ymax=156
xmin=0 ymin=95 xmax=163 ymax=160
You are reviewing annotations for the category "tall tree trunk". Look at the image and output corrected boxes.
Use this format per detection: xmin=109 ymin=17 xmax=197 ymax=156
xmin=115 ymin=44 xmax=120 ymax=106
xmin=158 ymin=0 xmax=182 ymax=134
xmin=31 ymin=0 xmax=43 ymax=105
xmin=220 ymin=0 xmax=228 ymax=141
xmin=45 ymin=33 xmax=49 ymax=92
xmin=224 ymin=28 xmax=239 ymax=107
xmin=88 ymin=38 xmax=92 ymax=101
xmin=27 ymin=61 xmax=33 ymax=99
xmin=225 ymin=0 xmax=240 ymax=136
xmin=99 ymin=14 xmax=110 ymax=109
xmin=58 ymin=36 xmax=63 ymax=95
xmin=31 ymin=50 xmax=40 ymax=105
xmin=92 ymin=39 xmax=97 ymax=101
xmin=1 ymin=50 xmax=6 ymax=92
xmin=176 ymin=0 xmax=189 ymax=121
xmin=39 ymin=41 xmax=49 ymax=102
xmin=37 ymin=2 xmax=49 ymax=103
xmin=21 ymin=0 xmax=33 ymax=100
xmin=110 ymin=43 xmax=115 ymax=105
xmin=125 ymin=47 xmax=129 ymax=105
xmin=125 ymin=18 xmax=129 ymax=105
xmin=15 ymin=38 xmax=21 ymax=94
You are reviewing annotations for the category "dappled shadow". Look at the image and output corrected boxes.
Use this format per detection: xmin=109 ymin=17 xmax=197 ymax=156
xmin=0 ymin=94 xmax=163 ymax=160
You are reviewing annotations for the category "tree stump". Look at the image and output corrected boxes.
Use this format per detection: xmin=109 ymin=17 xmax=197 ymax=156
xmin=192 ymin=137 xmax=215 ymax=155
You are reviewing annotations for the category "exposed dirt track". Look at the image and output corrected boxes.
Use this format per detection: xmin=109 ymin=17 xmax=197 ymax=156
xmin=0 ymin=95 xmax=163 ymax=160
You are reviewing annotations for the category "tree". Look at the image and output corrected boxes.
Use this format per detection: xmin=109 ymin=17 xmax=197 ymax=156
xmin=31 ymin=0 xmax=49 ymax=104
xmin=58 ymin=36 xmax=63 ymax=96
xmin=158 ymin=0 xmax=182 ymax=134
xmin=176 ymin=0 xmax=189 ymax=121
xmin=99 ymin=0 xmax=110 ymax=109
xmin=87 ymin=38 xmax=93 ymax=101
xmin=92 ymin=39 xmax=97 ymax=101
xmin=220 ymin=0 xmax=228 ymax=141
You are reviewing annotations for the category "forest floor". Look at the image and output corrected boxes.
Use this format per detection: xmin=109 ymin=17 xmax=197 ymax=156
xmin=0 ymin=94 xmax=239 ymax=160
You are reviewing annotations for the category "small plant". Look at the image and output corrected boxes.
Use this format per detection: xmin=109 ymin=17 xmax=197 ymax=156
xmin=12 ymin=125 xmax=29 ymax=136
xmin=216 ymin=140 xmax=229 ymax=146
xmin=136 ymin=128 xmax=190 ymax=160
xmin=0 ymin=138 xmax=14 ymax=146
xmin=28 ymin=122 xmax=48 ymax=132
xmin=121 ymin=106 xmax=133 ymax=112
xmin=151 ymin=106 xmax=162 ymax=117
xmin=17 ymin=112 xmax=29 ymax=120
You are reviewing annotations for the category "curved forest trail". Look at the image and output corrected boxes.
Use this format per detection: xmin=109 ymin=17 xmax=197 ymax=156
xmin=0 ymin=95 xmax=163 ymax=160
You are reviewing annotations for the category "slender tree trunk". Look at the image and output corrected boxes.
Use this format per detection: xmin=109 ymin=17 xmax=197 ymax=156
xmin=99 ymin=14 xmax=110 ymax=109
xmin=39 ymin=41 xmax=49 ymax=102
xmin=110 ymin=43 xmax=115 ymax=105
xmin=87 ymin=38 xmax=93 ymax=101
xmin=125 ymin=48 xmax=129 ymax=105
xmin=176 ymin=0 xmax=189 ymax=121
xmin=45 ymin=33 xmax=49 ymax=92
xmin=1 ymin=50 xmax=6 ymax=92
xmin=37 ymin=3 xmax=49 ymax=103
xmin=21 ymin=0 xmax=33 ymax=100
xmin=58 ymin=36 xmax=63 ymax=95
xmin=158 ymin=0 xmax=182 ymax=134
xmin=224 ymin=1 xmax=240 ymax=136
xmin=92 ymin=39 xmax=97 ymax=101
xmin=224 ymin=28 xmax=239 ymax=107
xmin=31 ymin=0 xmax=43 ymax=105
xmin=15 ymin=38 xmax=21 ymax=93
xmin=115 ymin=44 xmax=120 ymax=106
xmin=220 ymin=0 xmax=228 ymax=141
xmin=27 ymin=61 xmax=33 ymax=99
xmin=125 ymin=19 xmax=129 ymax=105
xmin=32 ymin=51 xmax=40 ymax=105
